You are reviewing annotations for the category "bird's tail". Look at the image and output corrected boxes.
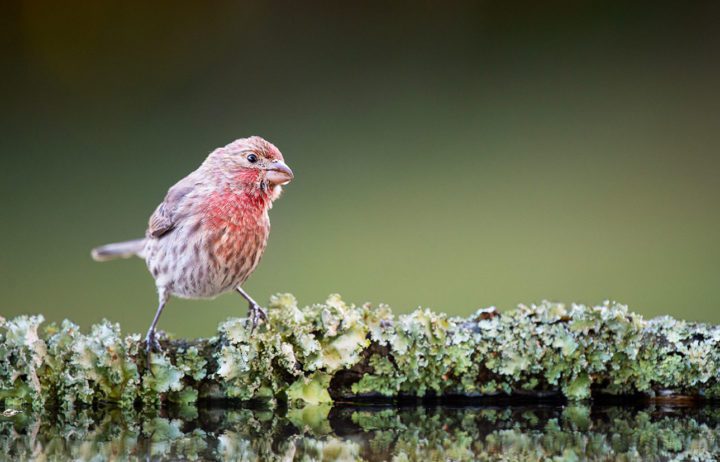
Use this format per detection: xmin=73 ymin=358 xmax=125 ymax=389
xmin=91 ymin=238 xmax=146 ymax=262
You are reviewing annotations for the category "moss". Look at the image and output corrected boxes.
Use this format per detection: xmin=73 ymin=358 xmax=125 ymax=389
xmin=2 ymin=296 xmax=720 ymax=410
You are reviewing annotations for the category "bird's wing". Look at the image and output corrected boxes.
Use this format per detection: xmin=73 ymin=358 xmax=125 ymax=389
xmin=147 ymin=176 xmax=197 ymax=238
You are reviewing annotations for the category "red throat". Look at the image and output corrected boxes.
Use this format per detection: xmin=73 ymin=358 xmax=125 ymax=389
xmin=203 ymin=186 xmax=270 ymax=232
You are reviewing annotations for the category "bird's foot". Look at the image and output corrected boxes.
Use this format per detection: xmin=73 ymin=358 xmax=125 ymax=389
xmin=247 ymin=303 xmax=268 ymax=334
xmin=144 ymin=331 xmax=163 ymax=373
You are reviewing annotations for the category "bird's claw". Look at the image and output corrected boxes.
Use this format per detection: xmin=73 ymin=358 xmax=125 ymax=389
xmin=247 ymin=303 xmax=268 ymax=334
xmin=145 ymin=332 xmax=163 ymax=374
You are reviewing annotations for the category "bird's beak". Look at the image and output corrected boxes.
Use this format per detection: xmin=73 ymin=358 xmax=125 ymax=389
xmin=265 ymin=160 xmax=294 ymax=186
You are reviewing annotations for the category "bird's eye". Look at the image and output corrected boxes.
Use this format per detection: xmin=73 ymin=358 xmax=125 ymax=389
xmin=247 ymin=153 xmax=258 ymax=164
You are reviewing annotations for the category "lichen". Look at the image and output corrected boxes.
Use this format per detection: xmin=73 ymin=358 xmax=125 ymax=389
xmin=212 ymin=293 xmax=370 ymax=402
xmin=286 ymin=373 xmax=333 ymax=405
xmin=2 ymin=296 xmax=720 ymax=410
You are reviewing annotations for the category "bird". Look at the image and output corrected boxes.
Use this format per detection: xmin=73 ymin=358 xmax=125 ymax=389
xmin=91 ymin=136 xmax=293 ymax=364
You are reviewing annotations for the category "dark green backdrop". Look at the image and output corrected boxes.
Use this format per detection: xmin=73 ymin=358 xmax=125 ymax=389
xmin=2 ymin=1 xmax=719 ymax=336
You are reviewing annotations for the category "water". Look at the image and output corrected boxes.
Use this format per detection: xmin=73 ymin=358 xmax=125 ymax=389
xmin=2 ymin=404 xmax=719 ymax=461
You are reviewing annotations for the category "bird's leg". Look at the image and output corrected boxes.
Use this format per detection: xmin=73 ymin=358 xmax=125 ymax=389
xmin=236 ymin=286 xmax=267 ymax=333
xmin=145 ymin=289 xmax=169 ymax=371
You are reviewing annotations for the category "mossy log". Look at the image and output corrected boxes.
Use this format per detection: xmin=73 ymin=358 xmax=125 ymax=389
xmin=2 ymin=294 xmax=720 ymax=411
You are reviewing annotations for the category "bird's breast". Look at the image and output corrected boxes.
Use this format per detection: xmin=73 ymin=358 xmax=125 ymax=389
xmin=203 ymin=189 xmax=270 ymax=229
xmin=202 ymin=189 xmax=271 ymax=272
xmin=148 ymin=188 xmax=272 ymax=299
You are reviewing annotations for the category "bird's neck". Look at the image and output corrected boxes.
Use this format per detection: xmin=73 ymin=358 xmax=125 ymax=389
xmin=197 ymin=165 xmax=276 ymax=231
xmin=203 ymin=186 xmax=271 ymax=232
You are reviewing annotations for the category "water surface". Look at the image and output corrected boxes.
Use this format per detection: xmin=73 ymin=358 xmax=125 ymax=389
xmin=2 ymin=404 xmax=719 ymax=461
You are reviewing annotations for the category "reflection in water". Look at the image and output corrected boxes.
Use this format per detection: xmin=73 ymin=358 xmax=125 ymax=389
xmin=1 ymin=404 xmax=719 ymax=461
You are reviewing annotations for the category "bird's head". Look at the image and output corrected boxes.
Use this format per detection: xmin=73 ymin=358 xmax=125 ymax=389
xmin=207 ymin=136 xmax=294 ymax=200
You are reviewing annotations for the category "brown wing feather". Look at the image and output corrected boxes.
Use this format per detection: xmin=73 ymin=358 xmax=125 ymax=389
xmin=147 ymin=177 xmax=197 ymax=238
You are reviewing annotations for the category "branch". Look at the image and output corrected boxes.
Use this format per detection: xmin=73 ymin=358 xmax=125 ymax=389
xmin=1 ymin=294 xmax=719 ymax=411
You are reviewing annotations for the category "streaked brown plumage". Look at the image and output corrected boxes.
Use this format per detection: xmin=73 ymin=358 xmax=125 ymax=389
xmin=91 ymin=136 xmax=293 ymax=361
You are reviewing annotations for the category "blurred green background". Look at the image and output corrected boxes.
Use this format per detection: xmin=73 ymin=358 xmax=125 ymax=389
xmin=1 ymin=1 xmax=719 ymax=337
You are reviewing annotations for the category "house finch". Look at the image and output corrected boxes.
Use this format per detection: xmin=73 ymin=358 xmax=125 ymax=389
xmin=91 ymin=136 xmax=293 ymax=363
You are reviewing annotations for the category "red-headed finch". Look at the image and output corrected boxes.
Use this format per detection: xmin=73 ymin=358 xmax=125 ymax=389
xmin=91 ymin=136 xmax=293 ymax=362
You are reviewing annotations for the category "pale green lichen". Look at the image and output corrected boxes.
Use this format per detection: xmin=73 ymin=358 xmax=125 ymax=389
xmin=212 ymin=293 xmax=370 ymax=403
xmin=2 ymin=296 xmax=720 ymax=410
xmin=286 ymin=373 xmax=333 ymax=405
